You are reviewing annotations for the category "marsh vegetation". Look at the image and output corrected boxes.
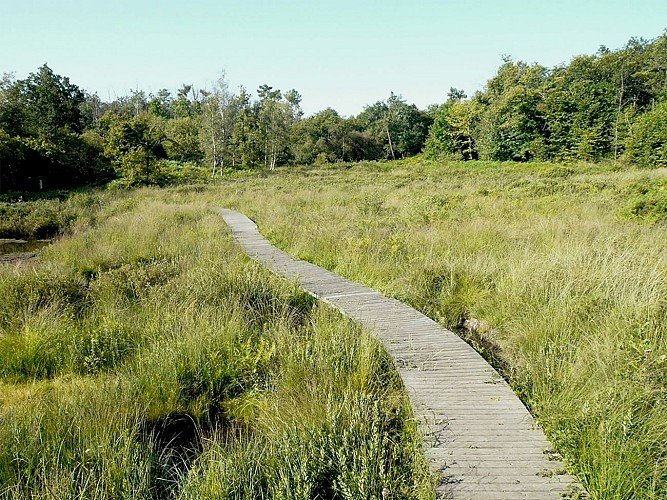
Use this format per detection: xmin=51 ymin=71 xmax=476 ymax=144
xmin=194 ymin=158 xmax=665 ymax=499
xmin=1 ymin=158 xmax=667 ymax=498
xmin=0 ymin=194 xmax=433 ymax=499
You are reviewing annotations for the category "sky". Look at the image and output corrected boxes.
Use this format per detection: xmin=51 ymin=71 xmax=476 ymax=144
xmin=2 ymin=0 xmax=666 ymax=117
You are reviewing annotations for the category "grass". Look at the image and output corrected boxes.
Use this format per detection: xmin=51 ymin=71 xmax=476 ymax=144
xmin=0 ymin=195 xmax=433 ymax=499
xmin=0 ymin=189 xmax=113 ymax=239
xmin=150 ymin=157 xmax=666 ymax=500
xmin=3 ymin=158 xmax=667 ymax=499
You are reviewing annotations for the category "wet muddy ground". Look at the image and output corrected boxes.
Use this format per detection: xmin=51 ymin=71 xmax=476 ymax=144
xmin=0 ymin=239 xmax=51 ymax=264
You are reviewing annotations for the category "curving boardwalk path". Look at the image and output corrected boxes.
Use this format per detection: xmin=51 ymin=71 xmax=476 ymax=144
xmin=219 ymin=209 xmax=584 ymax=500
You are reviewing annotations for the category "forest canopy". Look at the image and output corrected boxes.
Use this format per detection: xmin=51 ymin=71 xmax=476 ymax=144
xmin=425 ymin=34 xmax=667 ymax=163
xmin=1 ymin=32 xmax=666 ymax=192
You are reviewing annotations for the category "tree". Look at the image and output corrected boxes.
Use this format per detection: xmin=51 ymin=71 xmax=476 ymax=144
xmin=387 ymin=93 xmax=432 ymax=157
xmin=447 ymin=87 xmax=467 ymax=102
xmin=0 ymin=73 xmax=25 ymax=137
xmin=355 ymin=100 xmax=390 ymax=159
xmin=0 ymin=129 xmax=28 ymax=192
xmin=284 ymin=89 xmax=304 ymax=124
xmin=476 ymin=61 xmax=548 ymax=161
xmin=148 ymin=89 xmax=173 ymax=119
xmin=425 ymin=99 xmax=480 ymax=160
xmin=128 ymin=89 xmax=148 ymax=118
xmin=201 ymin=74 xmax=240 ymax=175
xmin=230 ymin=87 xmax=257 ymax=168
xmin=257 ymin=85 xmax=292 ymax=171
xmin=0 ymin=65 xmax=111 ymax=190
xmin=356 ymin=93 xmax=431 ymax=159
xmin=18 ymin=64 xmax=85 ymax=138
xmin=291 ymin=108 xmax=350 ymax=164
xmin=625 ymin=100 xmax=667 ymax=167
xmin=80 ymin=92 xmax=105 ymax=130
xmin=173 ymin=85 xmax=193 ymax=119
xmin=539 ymin=56 xmax=616 ymax=161
xmin=103 ymin=113 xmax=167 ymax=184
xmin=164 ymin=116 xmax=203 ymax=163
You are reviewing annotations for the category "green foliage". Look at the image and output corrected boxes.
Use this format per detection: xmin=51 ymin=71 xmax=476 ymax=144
xmin=5 ymin=31 xmax=667 ymax=192
xmin=0 ymin=65 xmax=112 ymax=192
xmin=356 ymin=93 xmax=432 ymax=160
xmin=16 ymin=64 xmax=85 ymax=138
xmin=625 ymin=100 xmax=667 ymax=168
xmin=291 ymin=108 xmax=349 ymax=164
xmin=258 ymin=91 xmax=293 ymax=170
xmin=103 ymin=113 xmax=167 ymax=185
xmin=424 ymin=33 xmax=667 ymax=166
xmin=147 ymin=88 xmax=174 ymax=119
xmin=0 ymin=194 xmax=431 ymax=498
xmin=477 ymin=61 xmax=548 ymax=161
xmin=199 ymin=76 xmax=241 ymax=173
xmin=621 ymin=177 xmax=667 ymax=222
xmin=424 ymin=100 xmax=480 ymax=160
xmin=540 ymin=55 xmax=617 ymax=161
xmin=164 ymin=117 xmax=204 ymax=163
xmin=0 ymin=190 xmax=105 ymax=238
xmin=152 ymin=160 xmax=210 ymax=186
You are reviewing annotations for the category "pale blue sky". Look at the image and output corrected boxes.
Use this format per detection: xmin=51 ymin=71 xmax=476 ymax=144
xmin=2 ymin=1 xmax=666 ymax=116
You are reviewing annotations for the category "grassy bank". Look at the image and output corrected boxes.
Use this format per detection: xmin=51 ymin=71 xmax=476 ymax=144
xmin=0 ymin=195 xmax=433 ymax=498
xmin=152 ymin=158 xmax=666 ymax=500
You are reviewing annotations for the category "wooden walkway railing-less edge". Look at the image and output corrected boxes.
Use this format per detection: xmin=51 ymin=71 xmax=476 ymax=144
xmin=219 ymin=208 xmax=585 ymax=500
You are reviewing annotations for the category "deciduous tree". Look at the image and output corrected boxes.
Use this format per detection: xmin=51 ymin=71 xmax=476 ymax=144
xmin=103 ymin=114 xmax=167 ymax=184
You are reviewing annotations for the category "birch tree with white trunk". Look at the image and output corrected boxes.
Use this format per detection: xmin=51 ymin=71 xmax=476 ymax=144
xmin=201 ymin=72 xmax=239 ymax=176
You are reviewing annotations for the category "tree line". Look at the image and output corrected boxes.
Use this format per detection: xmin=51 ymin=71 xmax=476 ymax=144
xmin=426 ymin=33 xmax=667 ymax=166
xmin=1 ymin=32 xmax=666 ymax=192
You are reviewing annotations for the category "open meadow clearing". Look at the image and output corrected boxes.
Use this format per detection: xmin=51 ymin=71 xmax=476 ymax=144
xmin=1 ymin=157 xmax=667 ymax=499
xmin=192 ymin=158 xmax=666 ymax=499
xmin=0 ymin=194 xmax=433 ymax=499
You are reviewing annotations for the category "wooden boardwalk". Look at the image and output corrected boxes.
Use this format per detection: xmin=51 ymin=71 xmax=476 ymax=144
xmin=219 ymin=209 xmax=584 ymax=499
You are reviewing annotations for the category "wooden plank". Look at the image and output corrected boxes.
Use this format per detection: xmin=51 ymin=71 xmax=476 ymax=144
xmin=218 ymin=209 xmax=586 ymax=500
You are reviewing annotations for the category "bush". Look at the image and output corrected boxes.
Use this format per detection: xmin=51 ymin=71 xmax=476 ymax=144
xmin=71 ymin=321 xmax=137 ymax=374
xmin=621 ymin=177 xmax=667 ymax=223
xmin=625 ymin=101 xmax=667 ymax=168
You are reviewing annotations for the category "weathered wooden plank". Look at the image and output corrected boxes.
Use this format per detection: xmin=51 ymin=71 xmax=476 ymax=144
xmin=218 ymin=209 xmax=586 ymax=500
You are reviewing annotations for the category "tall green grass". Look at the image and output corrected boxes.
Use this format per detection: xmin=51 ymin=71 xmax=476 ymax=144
xmin=0 ymin=190 xmax=114 ymax=239
xmin=6 ymin=160 xmax=665 ymax=498
xmin=162 ymin=158 xmax=667 ymax=499
xmin=0 ymin=195 xmax=433 ymax=498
